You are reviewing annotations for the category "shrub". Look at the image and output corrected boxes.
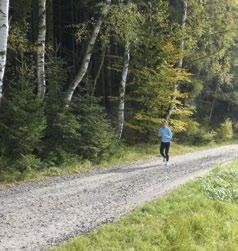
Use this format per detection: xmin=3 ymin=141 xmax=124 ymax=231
xmin=0 ymin=156 xmax=10 ymax=173
xmin=43 ymin=109 xmax=81 ymax=164
xmin=0 ymin=77 xmax=46 ymax=163
xmin=217 ymin=118 xmax=233 ymax=141
xmin=178 ymin=120 xmax=216 ymax=145
xmin=14 ymin=154 xmax=42 ymax=173
xmin=72 ymin=94 xmax=119 ymax=162
xmin=42 ymin=58 xmax=118 ymax=163
xmin=42 ymin=57 xmax=82 ymax=164
xmin=202 ymin=169 xmax=238 ymax=204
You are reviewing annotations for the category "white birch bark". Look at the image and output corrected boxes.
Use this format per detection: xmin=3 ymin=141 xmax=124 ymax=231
xmin=118 ymin=43 xmax=130 ymax=139
xmin=37 ymin=0 xmax=46 ymax=98
xmin=66 ymin=0 xmax=111 ymax=103
xmin=166 ymin=0 xmax=187 ymax=121
xmin=0 ymin=0 xmax=10 ymax=101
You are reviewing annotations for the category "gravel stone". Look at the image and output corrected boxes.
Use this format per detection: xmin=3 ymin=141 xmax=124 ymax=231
xmin=0 ymin=145 xmax=238 ymax=251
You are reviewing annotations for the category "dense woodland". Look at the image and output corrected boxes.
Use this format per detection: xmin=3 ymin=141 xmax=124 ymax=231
xmin=0 ymin=0 xmax=238 ymax=171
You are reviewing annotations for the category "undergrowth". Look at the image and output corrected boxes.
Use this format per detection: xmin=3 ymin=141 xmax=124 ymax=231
xmin=0 ymin=141 xmax=237 ymax=184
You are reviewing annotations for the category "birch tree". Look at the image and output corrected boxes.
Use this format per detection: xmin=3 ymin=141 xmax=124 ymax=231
xmin=37 ymin=0 xmax=47 ymax=98
xmin=118 ymin=42 xmax=130 ymax=139
xmin=166 ymin=0 xmax=188 ymax=121
xmin=107 ymin=3 xmax=143 ymax=138
xmin=66 ymin=0 xmax=112 ymax=103
xmin=0 ymin=0 xmax=10 ymax=101
xmin=92 ymin=44 xmax=107 ymax=96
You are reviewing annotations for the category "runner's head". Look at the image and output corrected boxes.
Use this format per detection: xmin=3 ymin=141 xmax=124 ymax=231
xmin=161 ymin=119 xmax=168 ymax=127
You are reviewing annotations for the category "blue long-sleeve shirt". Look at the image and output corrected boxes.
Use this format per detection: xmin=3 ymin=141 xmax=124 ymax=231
xmin=158 ymin=126 xmax=173 ymax=143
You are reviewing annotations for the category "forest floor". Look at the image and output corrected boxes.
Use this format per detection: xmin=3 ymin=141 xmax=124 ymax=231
xmin=0 ymin=145 xmax=238 ymax=251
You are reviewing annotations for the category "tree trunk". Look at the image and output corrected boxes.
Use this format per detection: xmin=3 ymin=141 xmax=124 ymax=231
xmin=106 ymin=45 xmax=112 ymax=98
xmin=37 ymin=0 xmax=47 ymax=98
xmin=118 ymin=43 xmax=130 ymax=139
xmin=166 ymin=0 xmax=188 ymax=120
xmin=92 ymin=44 xmax=106 ymax=96
xmin=165 ymin=86 xmax=177 ymax=121
xmin=65 ymin=0 xmax=111 ymax=103
xmin=70 ymin=0 xmax=77 ymax=73
xmin=105 ymin=45 xmax=112 ymax=115
xmin=0 ymin=0 xmax=10 ymax=101
xmin=66 ymin=0 xmax=111 ymax=103
xmin=46 ymin=0 xmax=54 ymax=45
xmin=209 ymin=84 xmax=219 ymax=122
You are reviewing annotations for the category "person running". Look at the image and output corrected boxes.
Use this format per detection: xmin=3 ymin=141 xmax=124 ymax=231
xmin=158 ymin=120 xmax=173 ymax=166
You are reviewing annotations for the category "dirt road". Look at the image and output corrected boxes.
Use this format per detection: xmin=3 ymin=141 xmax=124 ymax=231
xmin=0 ymin=145 xmax=238 ymax=251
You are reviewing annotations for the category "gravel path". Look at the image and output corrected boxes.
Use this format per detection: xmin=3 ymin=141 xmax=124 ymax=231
xmin=0 ymin=145 xmax=238 ymax=251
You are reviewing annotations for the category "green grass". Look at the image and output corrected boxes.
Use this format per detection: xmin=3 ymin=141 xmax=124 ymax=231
xmin=0 ymin=141 xmax=237 ymax=184
xmin=52 ymin=161 xmax=238 ymax=251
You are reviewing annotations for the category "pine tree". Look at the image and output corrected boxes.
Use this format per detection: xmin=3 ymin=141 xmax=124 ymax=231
xmin=72 ymin=92 xmax=118 ymax=161
xmin=0 ymin=76 xmax=46 ymax=160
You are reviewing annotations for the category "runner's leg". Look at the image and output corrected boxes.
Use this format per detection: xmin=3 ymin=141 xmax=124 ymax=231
xmin=160 ymin=142 xmax=166 ymax=159
xmin=165 ymin=142 xmax=170 ymax=162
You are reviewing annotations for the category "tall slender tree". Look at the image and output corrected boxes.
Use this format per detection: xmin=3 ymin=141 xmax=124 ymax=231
xmin=166 ymin=0 xmax=188 ymax=121
xmin=106 ymin=2 xmax=142 ymax=138
xmin=37 ymin=0 xmax=47 ymax=98
xmin=118 ymin=42 xmax=130 ymax=139
xmin=92 ymin=44 xmax=107 ymax=96
xmin=66 ymin=0 xmax=112 ymax=103
xmin=0 ymin=0 xmax=10 ymax=101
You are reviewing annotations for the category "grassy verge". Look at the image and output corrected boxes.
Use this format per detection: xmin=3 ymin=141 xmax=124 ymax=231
xmin=52 ymin=161 xmax=238 ymax=251
xmin=0 ymin=141 xmax=237 ymax=184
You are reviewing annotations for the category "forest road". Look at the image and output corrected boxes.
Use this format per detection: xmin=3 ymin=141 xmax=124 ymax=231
xmin=0 ymin=145 xmax=238 ymax=251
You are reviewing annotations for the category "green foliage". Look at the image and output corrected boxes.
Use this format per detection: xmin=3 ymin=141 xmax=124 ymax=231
xmin=126 ymin=64 xmax=192 ymax=143
xmin=43 ymin=57 xmax=81 ymax=164
xmin=2 ymin=0 xmax=238 ymax=176
xmin=11 ymin=0 xmax=32 ymax=25
xmin=178 ymin=120 xmax=217 ymax=145
xmin=217 ymin=118 xmax=234 ymax=141
xmin=43 ymin=110 xmax=81 ymax=165
xmin=8 ymin=24 xmax=32 ymax=54
xmin=42 ymin=57 xmax=118 ymax=163
xmin=203 ymin=168 xmax=238 ymax=203
xmin=0 ymin=141 xmax=235 ymax=184
xmin=122 ymin=1 xmax=194 ymax=143
xmin=72 ymin=94 xmax=119 ymax=162
xmin=15 ymin=154 xmax=42 ymax=173
xmin=0 ymin=76 xmax=46 ymax=164
xmin=0 ymin=154 xmax=43 ymax=182
xmin=187 ymin=0 xmax=238 ymax=123
xmin=106 ymin=3 xmax=144 ymax=45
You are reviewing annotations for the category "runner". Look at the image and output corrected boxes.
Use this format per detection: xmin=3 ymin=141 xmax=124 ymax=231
xmin=158 ymin=119 xmax=173 ymax=166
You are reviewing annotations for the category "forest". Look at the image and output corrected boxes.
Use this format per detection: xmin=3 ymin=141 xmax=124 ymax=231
xmin=0 ymin=0 xmax=238 ymax=173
